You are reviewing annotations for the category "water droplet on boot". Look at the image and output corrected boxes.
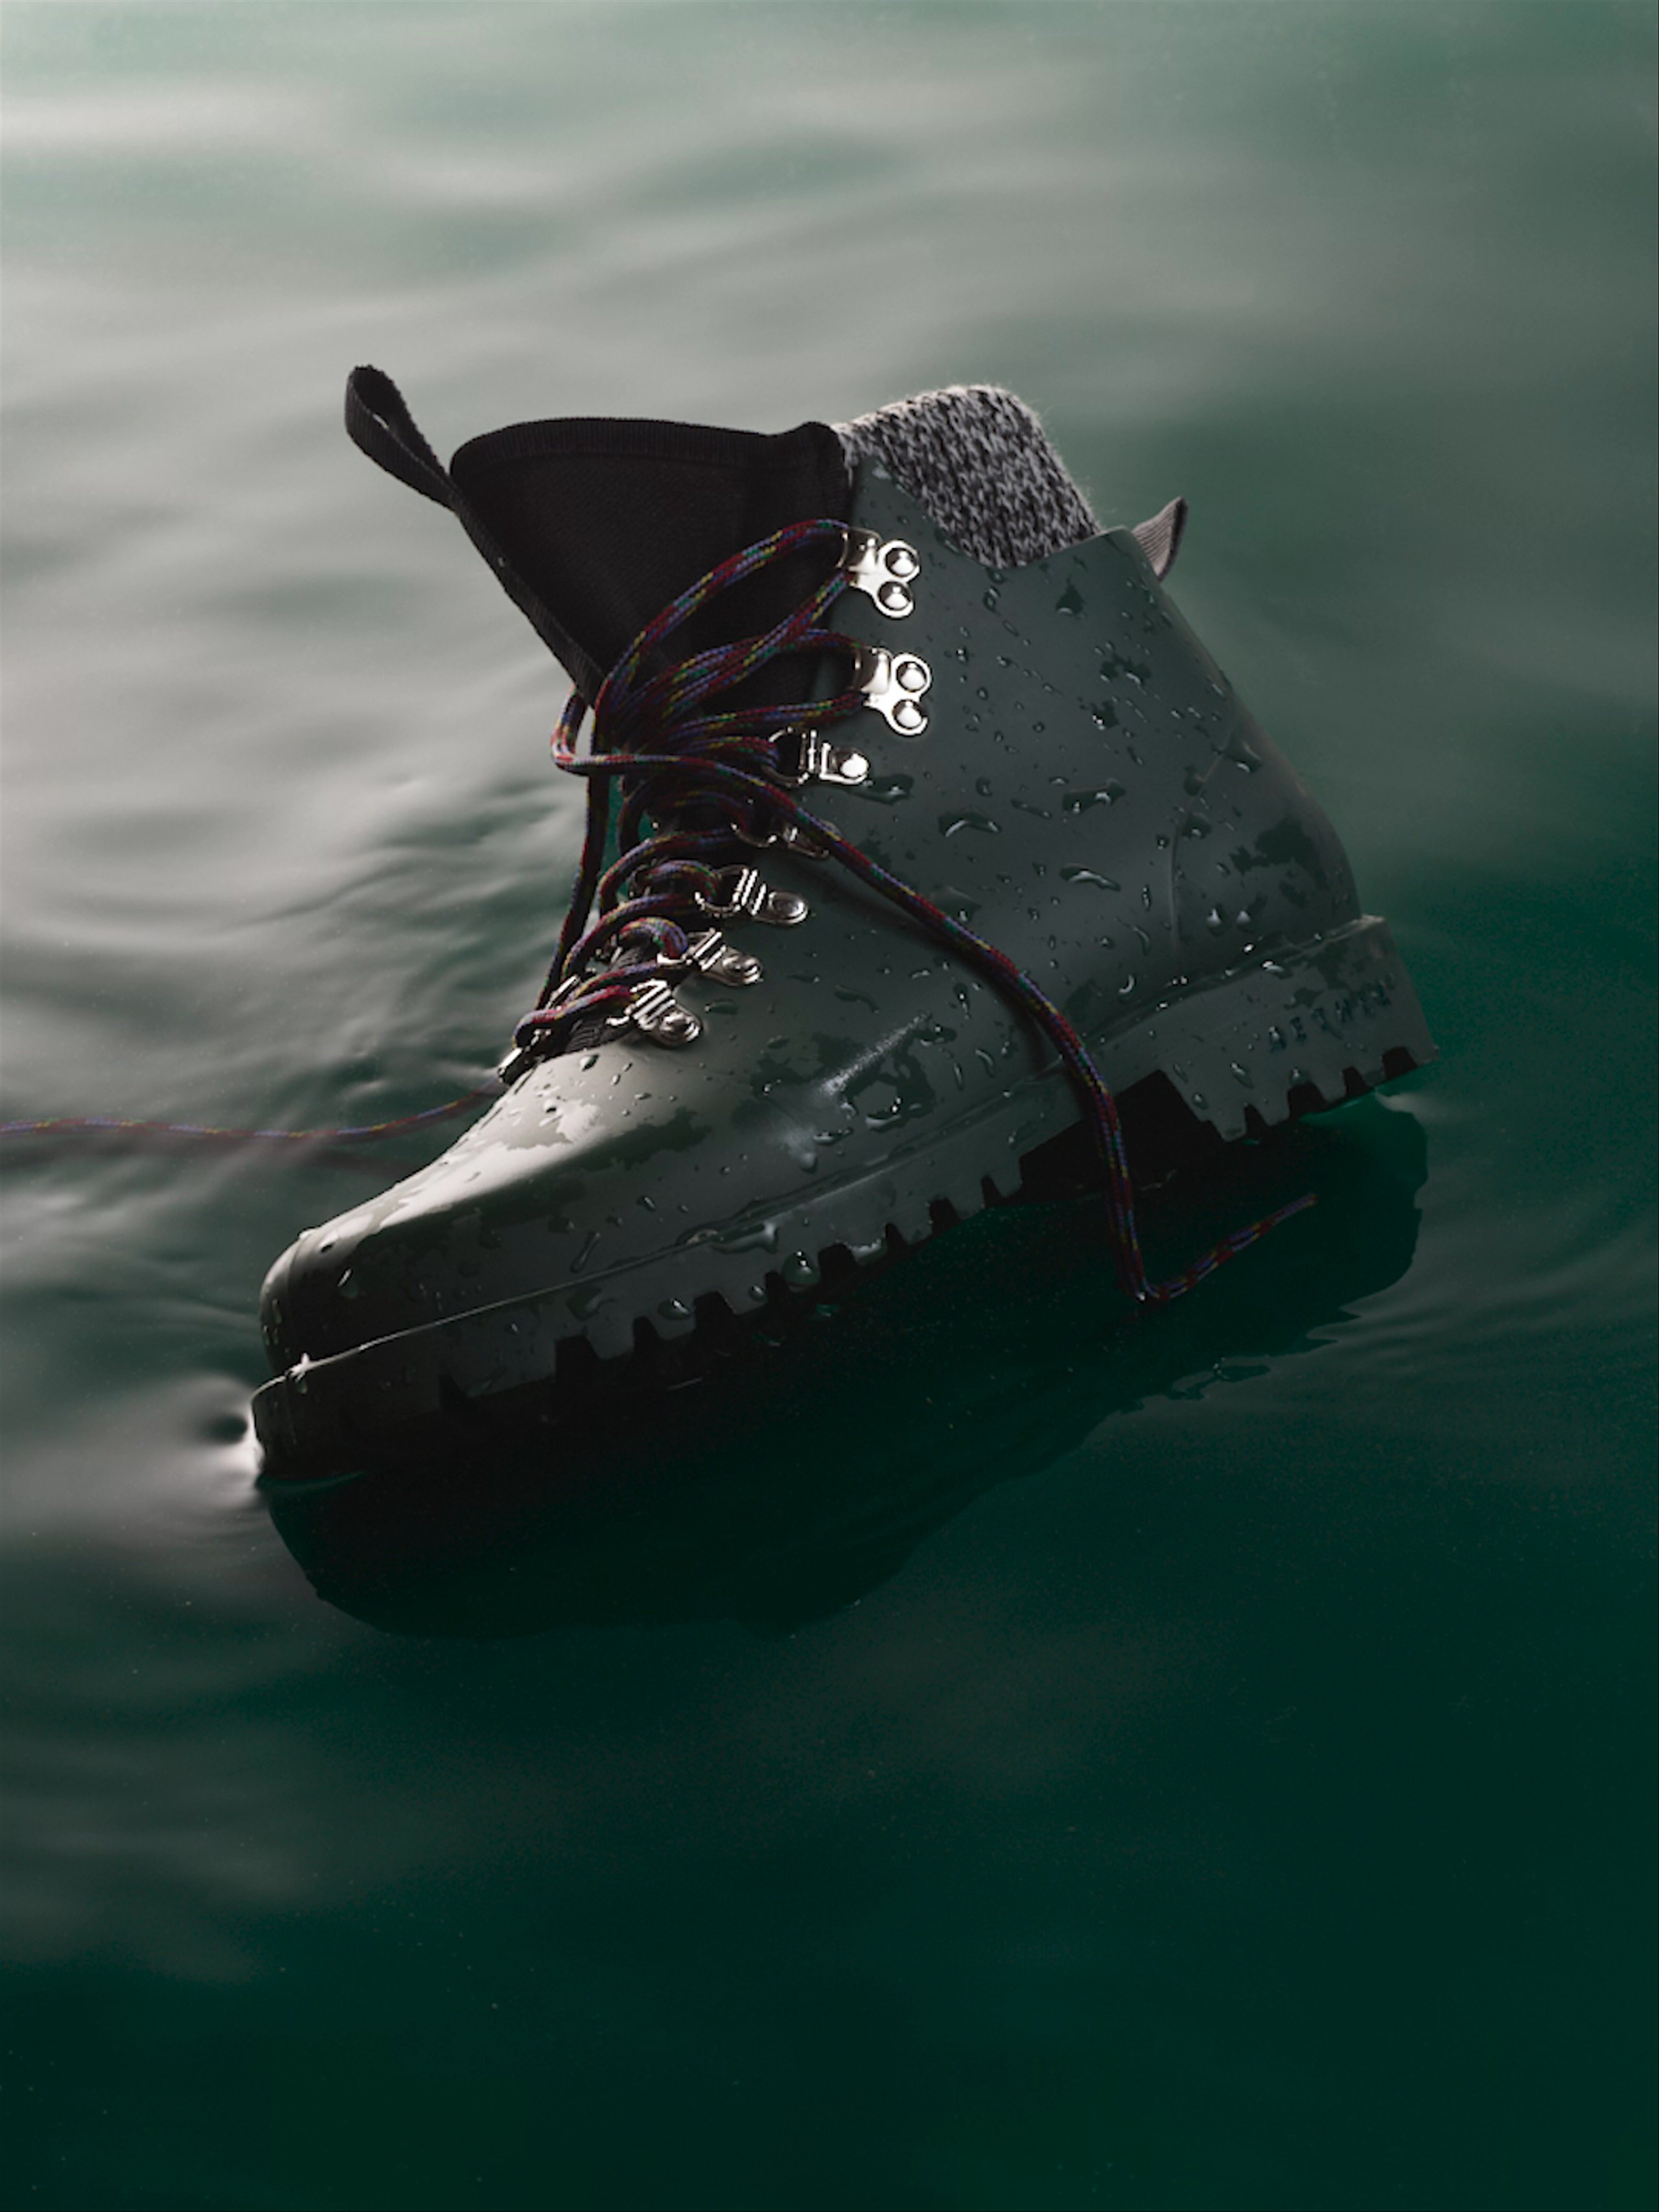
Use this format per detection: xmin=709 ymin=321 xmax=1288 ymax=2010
xmin=717 ymin=1218 xmax=780 ymax=1254
xmin=569 ymin=1231 xmax=602 ymax=1274
xmin=864 ymin=773 xmax=913 ymax=803
xmin=1063 ymin=783 xmax=1126 ymax=813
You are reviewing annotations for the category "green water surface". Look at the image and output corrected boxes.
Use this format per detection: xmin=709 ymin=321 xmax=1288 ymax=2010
xmin=2 ymin=6 xmax=1654 ymax=2209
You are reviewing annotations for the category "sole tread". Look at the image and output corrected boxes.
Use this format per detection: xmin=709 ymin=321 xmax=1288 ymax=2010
xmin=255 ymin=920 xmax=1435 ymax=1477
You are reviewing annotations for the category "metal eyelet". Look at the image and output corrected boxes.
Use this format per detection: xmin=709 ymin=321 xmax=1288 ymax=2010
xmin=774 ymin=726 xmax=870 ymax=788
xmin=839 ymin=528 xmax=922 ymax=618
xmin=850 ymin=644 xmax=931 ymax=735
xmin=730 ymin=810 xmax=825 ymax=860
xmin=680 ymin=929 xmax=763 ymax=986
xmin=780 ymin=821 xmax=830 ymax=860
xmin=611 ymin=978 xmax=702 ymax=1047
xmin=698 ymin=865 xmax=808 ymax=926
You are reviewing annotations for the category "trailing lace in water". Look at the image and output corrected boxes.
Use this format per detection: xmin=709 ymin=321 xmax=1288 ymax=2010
xmin=510 ymin=519 xmax=1312 ymax=1307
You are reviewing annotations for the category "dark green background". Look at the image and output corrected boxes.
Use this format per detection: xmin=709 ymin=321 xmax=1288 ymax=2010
xmin=2 ymin=6 xmax=1653 ymax=2208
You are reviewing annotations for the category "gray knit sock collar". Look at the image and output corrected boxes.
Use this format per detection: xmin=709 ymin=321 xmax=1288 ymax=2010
xmin=833 ymin=385 xmax=1099 ymax=572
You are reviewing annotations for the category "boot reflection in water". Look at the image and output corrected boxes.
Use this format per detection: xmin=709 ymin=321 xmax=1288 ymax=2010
xmin=255 ymin=371 xmax=1434 ymax=1484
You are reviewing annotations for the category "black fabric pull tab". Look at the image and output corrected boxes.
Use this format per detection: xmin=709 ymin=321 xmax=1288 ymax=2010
xmin=345 ymin=366 xmax=455 ymax=509
xmin=337 ymin=373 xmax=849 ymax=703
xmin=1132 ymin=496 xmax=1188 ymax=580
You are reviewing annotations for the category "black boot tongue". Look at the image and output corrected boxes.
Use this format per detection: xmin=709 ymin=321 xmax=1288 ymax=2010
xmin=447 ymin=416 xmax=852 ymax=699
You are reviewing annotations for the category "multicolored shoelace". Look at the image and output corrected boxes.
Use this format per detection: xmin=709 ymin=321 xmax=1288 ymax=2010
xmin=504 ymin=518 xmax=1311 ymax=1306
xmin=3 ymin=518 xmax=1309 ymax=1306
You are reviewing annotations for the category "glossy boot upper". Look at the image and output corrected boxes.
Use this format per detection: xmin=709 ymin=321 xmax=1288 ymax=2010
xmin=258 ymin=380 xmax=1431 ymax=1419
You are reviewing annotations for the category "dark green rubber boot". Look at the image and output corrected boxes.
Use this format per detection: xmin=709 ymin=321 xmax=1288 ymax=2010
xmin=253 ymin=372 xmax=1433 ymax=1476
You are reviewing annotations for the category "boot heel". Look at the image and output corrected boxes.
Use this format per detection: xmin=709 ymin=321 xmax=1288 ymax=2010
xmin=1100 ymin=916 xmax=1437 ymax=1142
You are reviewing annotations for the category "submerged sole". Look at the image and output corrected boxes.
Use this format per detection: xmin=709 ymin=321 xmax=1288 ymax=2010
xmin=253 ymin=914 xmax=1433 ymax=1478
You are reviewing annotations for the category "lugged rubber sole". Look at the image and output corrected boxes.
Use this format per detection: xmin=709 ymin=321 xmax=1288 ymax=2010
xmin=252 ymin=914 xmax=1433 ymax=1479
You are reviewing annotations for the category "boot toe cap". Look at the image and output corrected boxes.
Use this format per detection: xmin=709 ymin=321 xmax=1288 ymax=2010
xmin=257 ymin=1057 xmax=826 ymax=1369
